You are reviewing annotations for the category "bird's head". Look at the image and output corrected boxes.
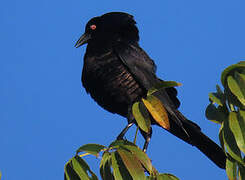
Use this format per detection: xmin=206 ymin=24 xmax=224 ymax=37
xmin=75 ymin=12 xmax=139 ymax=48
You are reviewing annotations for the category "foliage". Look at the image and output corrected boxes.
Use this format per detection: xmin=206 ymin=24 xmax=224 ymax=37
xmin=205 ymin=61 xmax=245 ymax=180
xmin=64 ymin=140 xmax=179 ymax=180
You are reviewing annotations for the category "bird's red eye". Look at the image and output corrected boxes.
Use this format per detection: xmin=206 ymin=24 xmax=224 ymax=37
xmin=90 ymin=25 xmax=96 ymax=30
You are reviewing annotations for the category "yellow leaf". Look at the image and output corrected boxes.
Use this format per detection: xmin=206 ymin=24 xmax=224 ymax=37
xmin=142 ymin=95 xmax=170 ymax=130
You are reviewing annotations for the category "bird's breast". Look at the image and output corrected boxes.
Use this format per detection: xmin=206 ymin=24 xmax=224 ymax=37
xmin=82 ymin=51 xmax=146 ymax=116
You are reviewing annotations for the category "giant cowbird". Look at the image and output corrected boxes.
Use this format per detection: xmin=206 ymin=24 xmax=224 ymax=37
xmin=75 ymin=12 xmax=226 ymax=169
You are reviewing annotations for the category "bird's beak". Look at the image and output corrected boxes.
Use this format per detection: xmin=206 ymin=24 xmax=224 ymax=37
xmin=75 ymin=33 xmax=91 ymax=48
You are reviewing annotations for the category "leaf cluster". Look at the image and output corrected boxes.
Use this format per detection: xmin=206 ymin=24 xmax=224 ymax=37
xmin=64 ymin=140 xmax=179 ymax=180
xmin=205 ymin=61 xmax=245 ymax=180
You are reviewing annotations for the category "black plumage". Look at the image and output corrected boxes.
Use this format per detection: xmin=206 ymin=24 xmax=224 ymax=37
xmin=75 ymin=12 xmax=226 ymax=169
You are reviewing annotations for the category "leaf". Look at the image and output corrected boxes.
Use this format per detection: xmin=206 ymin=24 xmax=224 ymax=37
xmin=238 ymin=61 xmax=245 ymax=65
xmin=146 ymin=176 xmax=156 ymax=180
xmin=147 ymin=81 xmax=182 ymax=96
xmin=76 ymin=144 xmax=106 ymax=157
xmin=100 ymin=152 xmax=114 ymax=180
xmin=122 ymin=145 xmax=153 ymax=174
xmin=111 ymin=152 xmax=130 ymax=180
xmin=109 ymin=140 xmax=136 ymax=149
xmin=156 ymin=173 xmax=179 ymax=180
xmin=109 ymin=140 xmax=154 ymax=174
xmin=219 ymin=123 xmax=225 ymax=152
xmin=101 ymin=161 xmax=114 ymax=180
xmin=234 ymin=72 xmax=245 ymax=106
xmin=132 ymin=101 xmax=151 ymax=133
xmin=71 ymin=156 xmax=91 ymax=180
xmin=223 ymin=118 xmax=244 ymax=165
xmin=64 ymin=160 xmax=81 ymax=180
xmin=117 ymin=148 xmax=146 ymax=180
xmin=227 ymin=75 xmax=245 ymax=105
xmin=205 ymin=103 xmax=226 ymax=124
xmin=109 ymin=140 xmax=126 ymax=148
xmin=109 ymin=140 xmax=152 ymax=177
xmin=226 ymin=158 xmax=237 ymax=180
xmin=71 ymin=156 xmax=98 ymax=180
xmin=142 ymin=95 xmax=170 ymax=130
xmin=209 ymin=93 xmax=224 ymax=106
xmin=229 ymin=111 xmax=245 ymax=154
xmin=221 ymin=61 xmax=245 ymax=86
xmin=100 ymin=151 xmax=111 ymax=169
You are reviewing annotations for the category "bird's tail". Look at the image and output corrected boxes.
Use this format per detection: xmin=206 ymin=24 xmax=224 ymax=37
xmin=167 ymin=110 xmax=227 ymax=169
xmin=150 ymin=84 xmax=226 ymax=168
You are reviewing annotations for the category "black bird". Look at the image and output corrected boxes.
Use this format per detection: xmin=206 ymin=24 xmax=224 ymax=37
xmin=75 ymin=12 xmax=226 ymax=169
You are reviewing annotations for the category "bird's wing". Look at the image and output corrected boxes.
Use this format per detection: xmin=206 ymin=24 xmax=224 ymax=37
xmin=114 ymin=43 xmax=157 ymax=90
xmin=113 ymin=43 xmax=186 ymax=128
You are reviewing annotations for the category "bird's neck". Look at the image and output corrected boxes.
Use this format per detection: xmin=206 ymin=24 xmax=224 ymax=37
xmin=86 ymin=39 xmax=138 ymax=56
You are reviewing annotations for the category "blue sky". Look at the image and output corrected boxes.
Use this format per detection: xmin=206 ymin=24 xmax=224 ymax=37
xmin=1 ymin=0 xmax=245 ymax=179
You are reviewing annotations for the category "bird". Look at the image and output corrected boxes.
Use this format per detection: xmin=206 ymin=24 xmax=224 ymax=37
xmin=75 ymin=12 xmax=227 ymax=169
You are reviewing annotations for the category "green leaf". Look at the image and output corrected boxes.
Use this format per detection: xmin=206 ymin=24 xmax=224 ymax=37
xmin=226 ymin=158 xmax=237 ymax=180
xmin=122 ymin=145 xmax=153 ymax=174
xmin=227 ymin=75 xmax=245 ymax=105
xmin=100 ymin=152 xmax=114 ymax=180
xmin=109 ymin=140 xmax=126 ymax=148
xmin=238 ymin=61 xmax=245 ymax=65
xmin=156 ymin=173 xmax=179 ymax=180
xmin=113 ymin=143 xmax=157 ymax=177
xmin=219 ymin=123 xmax=225 ymax=152
xmin=69 ymin=156 xmax=98 ymax=180
xmin=205 ymin=103 xmax=226 ymax=124
xmin=215 ymin=84 xmax=226 ymax=105
xmin=111 ymin=152 xmax=130 ymax=180
xmin=101 ymin=160 xmax=114 ymax=180
xmin=223 ymin=119 xmax=244 ymax=165
xmin=234 ymin=72 xmax=245 ymax=106
xmin=76 ymin=144 xmax=106 ymax=156
xmin=64 ymin=159 xmax=81 ymax=180
xmin=229 ymin=111 xmax=245 ymax=154
xmin=221 ymin=61 xmax=245 ymax=86
xmin=209 ymin=93 xmax=224 ymax=106
xmin=71 ymin=157 xmax=91 ymax=180
xmin=147 ymin=81 xmax=182 ymax=96
xmin=100 ymin=151 xmax=111 ymax=169
xmin=146 ymin=176 xmax=156 ymax=180
xmin=117 ymin=148 xmax=146 ymax=180
xmin=109 ymin=140 xmax=136 ymax=149
xmin=132 ymin=101 xmax=151 ymax=133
